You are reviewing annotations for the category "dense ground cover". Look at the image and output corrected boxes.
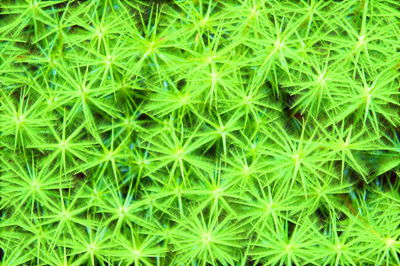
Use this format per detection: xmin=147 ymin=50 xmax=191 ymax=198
xmin=0 ymin=0 xmax=400 ymax=265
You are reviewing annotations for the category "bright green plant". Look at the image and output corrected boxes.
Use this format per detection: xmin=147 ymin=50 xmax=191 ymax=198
xmin=1 ymin=0 xmax=400 ymax=265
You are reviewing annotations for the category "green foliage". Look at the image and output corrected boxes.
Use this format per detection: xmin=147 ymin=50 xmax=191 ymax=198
xmin=1 ymin=0 xmax=399 ymax=265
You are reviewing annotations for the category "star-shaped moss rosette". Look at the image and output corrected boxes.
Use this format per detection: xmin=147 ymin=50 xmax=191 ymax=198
xmin=1 ymin=0 xmax=399 ymax=265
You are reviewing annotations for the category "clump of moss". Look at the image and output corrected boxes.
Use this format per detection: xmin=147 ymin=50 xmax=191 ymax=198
xmin=1 ymin=0 xmax=399 ymax=265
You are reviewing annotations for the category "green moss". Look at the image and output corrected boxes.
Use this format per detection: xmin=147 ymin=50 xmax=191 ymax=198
xmin=1 ymin=0 xmax=400 ymax=265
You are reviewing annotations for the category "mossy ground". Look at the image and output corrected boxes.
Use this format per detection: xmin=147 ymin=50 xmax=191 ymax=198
xmin=0 ymin=0 xmax=400 ymax=265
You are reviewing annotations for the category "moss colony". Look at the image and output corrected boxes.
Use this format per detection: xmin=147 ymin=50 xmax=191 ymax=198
xmin=1 ymin=0 xmax=400 ymax=265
